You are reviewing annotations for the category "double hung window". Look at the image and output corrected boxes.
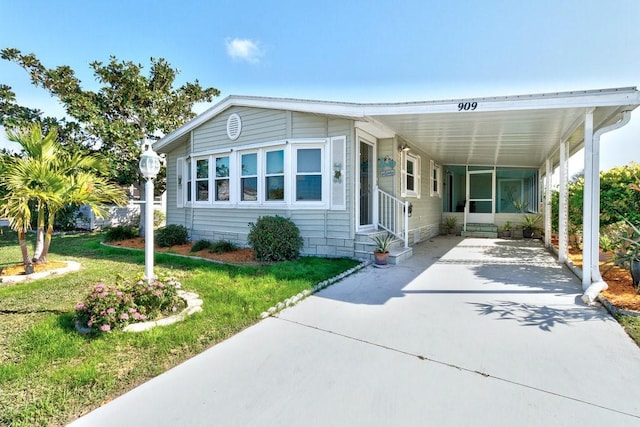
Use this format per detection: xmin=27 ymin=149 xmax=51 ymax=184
xmin=295 ymin=148 xmax=322 ymax=201
xmin=265 ymin=149 xmax=285 ymax=201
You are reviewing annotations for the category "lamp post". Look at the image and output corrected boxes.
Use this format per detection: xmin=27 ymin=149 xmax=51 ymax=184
xmin=139 ymin=142 xmax=162 ymax=284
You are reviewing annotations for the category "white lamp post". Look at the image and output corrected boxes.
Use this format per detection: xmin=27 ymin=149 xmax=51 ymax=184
xmin=139 ymin=142 xmax=162 ymax=284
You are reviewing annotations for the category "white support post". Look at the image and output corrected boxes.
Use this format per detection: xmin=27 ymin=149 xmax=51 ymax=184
xmin=144 ymin=178 xmax=155 ymax=283
xmin=558 ymin=141 xmax=569 ymax=264
xmin=582 ymin=109 xmax=595 ymax=290
xmin=544 ymin=158 xmax=552 ymax=248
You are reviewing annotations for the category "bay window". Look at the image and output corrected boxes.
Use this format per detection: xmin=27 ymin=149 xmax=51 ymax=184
xmin=265 ymin=149 xmax=285 ymax=201
xmin=295 ymin=148 xmax=322 ymax=201
xmin=241 ymin=152 xmax=258 ymax=201
xmin=195 ymin=158 xmax=209 ymax=202
xmin=215 ymin=156 xmax=230 ymax=201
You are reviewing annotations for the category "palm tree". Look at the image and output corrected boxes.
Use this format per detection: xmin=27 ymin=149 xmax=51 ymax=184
xmin=0 ymin=123 xmax=127 ymax=265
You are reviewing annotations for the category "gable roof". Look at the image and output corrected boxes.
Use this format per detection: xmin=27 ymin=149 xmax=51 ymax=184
xmin=155 ymin=87 xmax=640 ymax=167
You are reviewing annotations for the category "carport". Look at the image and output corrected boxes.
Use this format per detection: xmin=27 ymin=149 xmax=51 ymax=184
xmin=357 ymin=87 xmax=640 ymax=291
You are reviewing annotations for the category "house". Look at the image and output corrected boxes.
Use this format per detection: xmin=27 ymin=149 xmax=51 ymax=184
xmin=154 ymin=87 xmax=640 ymax=290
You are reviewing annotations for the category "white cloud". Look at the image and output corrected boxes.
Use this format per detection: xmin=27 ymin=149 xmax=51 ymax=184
xmin=225 ymin=38 xmax=264 ymax=63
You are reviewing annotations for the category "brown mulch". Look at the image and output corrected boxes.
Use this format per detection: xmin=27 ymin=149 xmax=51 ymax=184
xmin=111 ymin=237 xmax=259 ymax=265
xmin=565 ymin=245 xmax=640 ymax=312
xmin=0 ymin=260 xmax=68 ymax=277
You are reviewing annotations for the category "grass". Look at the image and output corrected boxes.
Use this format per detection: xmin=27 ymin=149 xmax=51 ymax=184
xmin=0 ymin=228 xmax=359 ymax=426
xmin=616 ymin=314 xmax=640 ymax=346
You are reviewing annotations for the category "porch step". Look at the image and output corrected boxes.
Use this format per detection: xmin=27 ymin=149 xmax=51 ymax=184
xmin=354 ymin=230 xmax=412 ymax=264
xmin=461 ymin=223 xmax=498 ymax=238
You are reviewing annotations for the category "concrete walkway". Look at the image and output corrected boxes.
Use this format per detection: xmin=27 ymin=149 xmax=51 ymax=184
xmin=70 ymin=237 xmax=640 ymax=426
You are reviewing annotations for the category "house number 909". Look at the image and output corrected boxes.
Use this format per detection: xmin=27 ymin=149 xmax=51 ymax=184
xmin=458 ymin=102 xmax=478 ymax=111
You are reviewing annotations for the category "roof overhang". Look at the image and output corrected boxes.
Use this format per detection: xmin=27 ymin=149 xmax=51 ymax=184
xmin=155 ymin=87 xmax=640 ymax=168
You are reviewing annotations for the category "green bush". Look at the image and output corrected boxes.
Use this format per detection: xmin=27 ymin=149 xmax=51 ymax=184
xmin=191 ymin=239 xmax=212 ymax=252
xmin=74 ymin=275 xmax=184 ymax=333
xmin=156 ymin=224 xmax=189 ymax=247
xmin=209 ymin=240 xmax=239 ymax=254
xmin=154 ymin=210 xmax=166 ymax=229
xmin=104 ymin=225 xmax=139 ymax=242
xmin=247 ymin=215 xmax=303 ymax=262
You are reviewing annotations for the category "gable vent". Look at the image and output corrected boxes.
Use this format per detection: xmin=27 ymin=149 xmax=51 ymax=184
xmin=226 ymin=113 xmax=242 ymax=140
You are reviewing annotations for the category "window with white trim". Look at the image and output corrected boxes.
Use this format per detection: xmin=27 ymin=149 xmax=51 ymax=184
xmin=430 ymin=160 xmax=441 ymax=197
xmin=401 ymin=152 xmax=421 ymax=198
xmin=195 ymin=158 xmax=210 ymax=202
xmin=214 ymin=155 xmax=230 ymax=201
xmin=265 ymin=149 xmax=285 ymax=201
xmin=240 ymin=152 xmax=258 ymax=201
xmin=295 ymin=147 xmax=322 ymax=201
xmin=177 ymin=138 xmax=343 ymax=209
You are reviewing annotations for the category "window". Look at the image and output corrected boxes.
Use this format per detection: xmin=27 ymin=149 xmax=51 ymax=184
xmin=186 ymin=158 xmax=192 ymax=202
xmin=295 ymin=148 xmax=322 ymax=201
xmin=215 ymin=156 xmax=230 ymax=201
xmin=195 ymin=158 xmax=209 ymax=202
xmin=265 ymin=149 xmax=284 ymax=201
xmin=241 ymin=153 xmax=258 ymax=201
xmin=430 ymin=160 xmax=441 ymax=197
xmin=401 ymin=152 xmax=421 ymax=198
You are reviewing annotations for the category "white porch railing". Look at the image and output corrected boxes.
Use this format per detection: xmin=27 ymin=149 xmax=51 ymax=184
xmin=377 ymin=187 xmax=409 ymax=248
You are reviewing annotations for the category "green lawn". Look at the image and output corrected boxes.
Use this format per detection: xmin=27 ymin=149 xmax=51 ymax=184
xmin=616 ymin=314 xmax=640 ymax=346
xmin=0 ymin=229 xmax=360 ymax=426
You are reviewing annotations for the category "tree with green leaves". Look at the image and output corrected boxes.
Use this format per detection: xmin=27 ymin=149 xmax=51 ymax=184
xmin=1 ymin=48 xmax=220 ymax=187
xmin=0 ymin=123 xmax=127 ymax=265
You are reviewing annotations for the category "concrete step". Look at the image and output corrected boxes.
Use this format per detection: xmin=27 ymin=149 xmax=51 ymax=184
xmin=461 ymin=231 xmax=498 ymax=238
xmin=354 ymin=245 xmax=413 ymax=265
xmin=465 ymin=223 xmax=498 ymax=233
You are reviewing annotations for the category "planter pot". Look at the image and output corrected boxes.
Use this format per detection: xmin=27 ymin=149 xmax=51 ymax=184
xmin=631 ymin=259 xmax=640 ymax=288
xmin=500 ymin=231 xmax=511 ymax=238
xmin=374 ymin=251 xmax=389 ymax=266
xmin=523 ymin=228 xmax=534 ymax=239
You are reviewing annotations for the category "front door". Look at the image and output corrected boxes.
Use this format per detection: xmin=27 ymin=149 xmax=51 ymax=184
xmin=467 ymin=169 xmax=495 ymax=224
xmin=357 ymin=138 xmax=375 ymax=230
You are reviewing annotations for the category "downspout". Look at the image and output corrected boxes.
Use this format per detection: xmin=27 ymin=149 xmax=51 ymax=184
xmin=582 ymin=110 xmax=633 ymax=304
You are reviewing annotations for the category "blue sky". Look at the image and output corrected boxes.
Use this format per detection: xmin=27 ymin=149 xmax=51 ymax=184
xmin=1 ymin=0 xmax=638 ymax=170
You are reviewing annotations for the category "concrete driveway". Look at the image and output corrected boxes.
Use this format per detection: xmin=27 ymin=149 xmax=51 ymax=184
xmin=70 ymin=237 xmax=640 ymax=426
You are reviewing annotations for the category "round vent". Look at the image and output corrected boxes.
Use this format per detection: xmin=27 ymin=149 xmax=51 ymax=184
xmin=226 ymin=113 xmax=242 ymax=140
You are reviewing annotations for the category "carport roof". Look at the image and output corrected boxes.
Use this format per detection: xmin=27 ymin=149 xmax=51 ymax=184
xmin=155 ymin=87 xmax=640 ymax=168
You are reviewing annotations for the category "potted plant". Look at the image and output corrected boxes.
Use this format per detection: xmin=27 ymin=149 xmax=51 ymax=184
xmin=612 ymin=220 xmax=640 ymax=290
xmin=500 ymin=221 xmax=512 ymax=238
xmin=370 ymin=233 xmax=394 ymax=266
xmin=513 ymin=200 xmax=529 ymax=213
xmin=521 ymin=214 xmax=541 ymax=238
xmin=443 ymin=216 xmax=457 ymax=235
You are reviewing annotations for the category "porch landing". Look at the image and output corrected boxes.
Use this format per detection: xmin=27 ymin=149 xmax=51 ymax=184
xmin=354 ymin=230 xmax=412 ymax=265
xmin=461 ymin=223 xmax=498 ymax=238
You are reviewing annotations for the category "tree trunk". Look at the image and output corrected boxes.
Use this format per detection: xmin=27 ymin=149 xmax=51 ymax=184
xmin=18 ymin=229 xmax=32 ymax=266
xmin=35 ymin=210 xmax=56 ymax=264
xmin=32 ymin=202 xmax=45 ymax=262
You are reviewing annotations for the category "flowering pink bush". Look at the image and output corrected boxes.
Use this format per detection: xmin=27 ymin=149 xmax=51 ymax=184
xmin=74 ymin=275 xmax=184 ymax=334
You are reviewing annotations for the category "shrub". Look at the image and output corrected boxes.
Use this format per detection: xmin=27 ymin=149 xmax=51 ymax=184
xmin=247 ymin=215 xmax=303 ymax=262
xmin=74 ymin=275 xmax=184 ymax=333
xmin=156 ymin=224 xmax=189 ymax=247
xmin=191 ymin=239 xmax=212 ymax=252
xmin=209 ymin=240 xmax=239 ymax=254
xmin=154 ymin=210 xmax=166 ymax=229
xmin=104 ymin=225 xmax=139 ymax=242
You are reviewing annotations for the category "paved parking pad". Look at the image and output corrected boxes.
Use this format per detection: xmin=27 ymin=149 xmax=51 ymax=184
xmin=70 ymin=237 xmax=640 ymax=426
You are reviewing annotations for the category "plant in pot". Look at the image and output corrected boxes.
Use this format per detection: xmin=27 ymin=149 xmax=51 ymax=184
xmin=612 ymin=220 xmax=640 ymax=292
xmin=370 ymin=233 xmax=394 ymax=266
xmin=443 ymin=216 xmax=457 ymax=235
xmin=500 ymin=221 xmax=512 ymax=238
xmin=512 ymin=200 xmax=529 ymax=213
xmin=521 ymin=214 xmax=541 ymax=238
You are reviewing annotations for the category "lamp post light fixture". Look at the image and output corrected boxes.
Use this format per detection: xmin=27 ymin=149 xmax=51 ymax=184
xmin=139 ymin=142 xmax=162 ymax=284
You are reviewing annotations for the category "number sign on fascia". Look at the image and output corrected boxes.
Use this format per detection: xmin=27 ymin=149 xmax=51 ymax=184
xmin=457 ymin=102 xmax=478 ymax=111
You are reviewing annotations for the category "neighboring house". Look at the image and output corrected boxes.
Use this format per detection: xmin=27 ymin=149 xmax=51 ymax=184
xmin=155 ymin=87 xmax=640 ymax=289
